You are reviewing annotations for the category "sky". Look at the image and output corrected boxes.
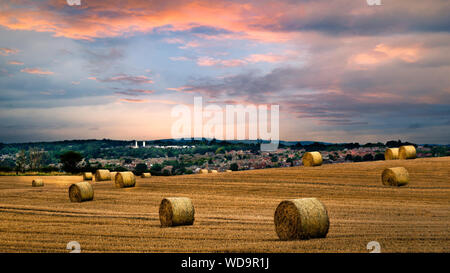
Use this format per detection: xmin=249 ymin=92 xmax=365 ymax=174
xmin=0 ymin=0 xmax=449 ymax=144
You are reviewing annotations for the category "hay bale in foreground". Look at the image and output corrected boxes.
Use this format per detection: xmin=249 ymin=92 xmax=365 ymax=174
xmin=384 ymin=148 xmax=399 ymax=160
xmin=95 ymin=169 xmax=111 ymax=181
xmin=302 ymin=152 xmax=323 ymax=167
xmin=399 ymin=145 xmax=416 ymax=160
xmin=200 ymin=169 xmax=208 ymax=174
xmin=69 ymin=182 xmax=94 ymax=202
xmin=115 ymin=171 xmax=136 ymax=188
xmin=381 ymin=167 xmax=409 ymax=186
xmin=32 ymin=179 xmax=44 ymax=187
xmin=159 ymin=197 xmax=195 ymax=227
xmin=141 ymin=173 xmax=151 ymax=178
xmin=274 ymin=198 xmax=329 ymax=240
xmin=82 ymin=172 xmax=93 ymax=180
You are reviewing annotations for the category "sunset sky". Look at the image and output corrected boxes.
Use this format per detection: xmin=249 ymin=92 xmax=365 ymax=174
xmin=0 ymin=0 xmax=449 ymax=144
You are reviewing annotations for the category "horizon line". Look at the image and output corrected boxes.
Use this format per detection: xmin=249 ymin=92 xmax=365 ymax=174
xmin=1 ymin=138 xmax=447 ymax=146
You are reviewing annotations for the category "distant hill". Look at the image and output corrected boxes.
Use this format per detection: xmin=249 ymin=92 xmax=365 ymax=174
xmin=140 ymin=138 xmax=333 ymax=146
xmin=1 ymin=138 xmax=434 ymax=148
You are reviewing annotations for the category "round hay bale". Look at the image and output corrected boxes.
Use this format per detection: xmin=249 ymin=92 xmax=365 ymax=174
xmin=82 ymin=172 xmax=93 ymax=181
xmin=399 ymin=145 xmax=416 ymax=160
xmin=159 ymin=197 xmax=195 ymax=227
xmin=110 ymin=172 xmax=117 ymax=181
xmin=226 ymin=170 xmax=232 ymax=173
xmin=32 ymin=179 xmax=44 ymax=187
xmin=384 ymin=148 xmax=399 ymax=160
xmin=141 ymin=172 xmax=151 ymax=178
xmin=95 ymin=169 xmax=111 ymax=181
xmin=302 ymin=152 xmax=323 ymax=167
xmin=274 ymin=198 xmax=329 ymax=240
xmin=200 ymin=169 xmax=208 ymax=174
xmin=115 ymin=171 xmax=136 ymax=188
xmin=69 ymin=182 xmax=94 ymax=202
xmin=209 ymin=170 xmax=218 ymax=174
xmin=381 ymin=167 xmax=409 ymax=186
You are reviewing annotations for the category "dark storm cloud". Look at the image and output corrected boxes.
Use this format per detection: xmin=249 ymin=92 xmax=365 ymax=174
xmin=251 ymin=0 xmax=450 ymax=36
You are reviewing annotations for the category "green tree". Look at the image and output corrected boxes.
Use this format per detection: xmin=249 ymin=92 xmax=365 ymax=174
xmin=134 ymin=163 xmax=148 ymax=175
xmin=15 ymin=150 xmax=27 ymax=173
xmin=123 ymin=158 xmax=132 ymax=164
xmin=60 ymin=151 xmax=83 ymax=173
xmin=29 ymin=147 xmax=44 ymax=171
xmin=0 ymin=158 xmax=15 ymax=171
xmin=150 ymin=163 xmax=162 ymax=174
xmin=286 ymin=158 xmax=294 ymax=167
xmin=353 ymin=155 xmax=362 ymax=162
xmin=215 ymin=147 xmax=225 ymax=154
xmin=363 ymin=154 xmax=374 ymax=161
xmin=374 ymin=153 xmax=384 ymax=161
xmin=230 ymin=163 xmax=239 ymax=171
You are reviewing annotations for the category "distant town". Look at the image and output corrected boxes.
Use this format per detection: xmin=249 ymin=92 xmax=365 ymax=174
xmin=0 ymin=139 xmax=448 ymax=175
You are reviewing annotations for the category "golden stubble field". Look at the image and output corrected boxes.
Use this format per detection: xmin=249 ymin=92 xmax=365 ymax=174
xmin=0 ymin=157 xmax=449 ymax=253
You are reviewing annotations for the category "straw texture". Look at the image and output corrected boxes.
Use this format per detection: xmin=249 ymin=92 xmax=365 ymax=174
xmin=274 ymin=198 xmax=329 ymax=240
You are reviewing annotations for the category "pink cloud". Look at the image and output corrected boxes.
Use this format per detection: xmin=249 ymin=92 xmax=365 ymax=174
xmin=7 ymin=60 xmax=24 ymax=65
xmin=118 ymin=98 xmax=178 ymax=105
xmin=166 ymin=86 xmax=192 ymax=92
xmin=349 ymin=44 xmax=422 ymax=68
xmin=146 ymin=99 xmax=179 ymax=105
xmin=127 ymin=89 xmax=154 ymax=94
xmin=197 ymin=56 xmax=245 ymax=67
xmin=20 ymin=68 xmax=54 ymax=75
xmin=164 ymin=38 xmax=184 ymax=44
xmin=196 ymin=51 xmax=296 ymax=67
xmin=169 ymin=56 xmax=189 ymax=61
xmin=197 ymin=57 xmax=219 ymax=66
xmin=0 ymin=47 xmax=19 ymax=56
xmin=0 ymin=0 xmax=447 ymax=46
xmin=0 ymin=1 xmax=295 ymax=42
xmin=245 ymin=53 xmax=286 ymax=63
xmin=179 ymin=41 xmax=201 ymax=49
xmin=119 ymin=98 xmax=149 ymax=103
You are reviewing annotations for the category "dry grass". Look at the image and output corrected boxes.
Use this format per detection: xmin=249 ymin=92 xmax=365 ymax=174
xmin=0 ymin=157 xmax=449 ymax=253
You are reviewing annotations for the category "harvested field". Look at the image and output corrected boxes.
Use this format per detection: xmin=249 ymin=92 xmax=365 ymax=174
xmin=0 ymin=157 xmax=449 ymax=253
